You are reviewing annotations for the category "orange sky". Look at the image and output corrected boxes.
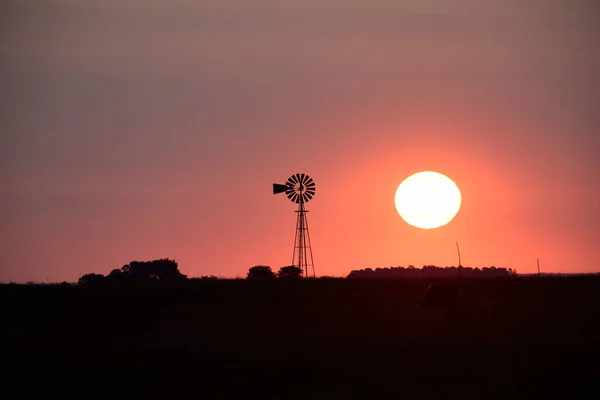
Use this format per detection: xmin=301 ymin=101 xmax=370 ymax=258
xmin=1 ymin=0 xmax=599 ymax=281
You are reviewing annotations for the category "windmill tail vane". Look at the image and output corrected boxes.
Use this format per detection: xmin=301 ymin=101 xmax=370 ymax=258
xmin=273 ymin=173 xmax=316 ymax=277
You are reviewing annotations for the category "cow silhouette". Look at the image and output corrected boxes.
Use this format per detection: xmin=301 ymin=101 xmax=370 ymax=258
xmin=418 ymin=283 xmax=458 ymax=308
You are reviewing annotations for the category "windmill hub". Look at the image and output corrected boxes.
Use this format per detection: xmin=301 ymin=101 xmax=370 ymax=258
xmin=273 ymin=173 xmax=316 ymax=277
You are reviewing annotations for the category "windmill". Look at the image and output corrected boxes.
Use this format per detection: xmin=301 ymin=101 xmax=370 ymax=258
xmin=273 ymin=173 xmax=316 ymax=278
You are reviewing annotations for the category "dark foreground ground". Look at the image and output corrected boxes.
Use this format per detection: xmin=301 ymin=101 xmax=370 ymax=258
xmin=2 ymin=277 xmax=599 ymax=399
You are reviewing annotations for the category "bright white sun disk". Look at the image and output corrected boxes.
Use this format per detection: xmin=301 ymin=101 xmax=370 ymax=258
xmin=394 ymin=171 xmax=461 ymax=229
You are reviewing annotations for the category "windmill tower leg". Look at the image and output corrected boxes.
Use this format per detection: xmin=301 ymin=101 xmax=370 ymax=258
xmin=292 ymin=206 xmax=301 ymax=269
xmin=292 ymin=200 xmax=315 ymax=277
xmin=303 ymin=209 xmax=315 ymax=278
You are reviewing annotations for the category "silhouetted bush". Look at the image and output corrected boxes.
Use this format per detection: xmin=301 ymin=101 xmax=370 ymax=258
xmin=277 ymin=265 xmax=303 ymax=279
xmin=247 ymin=265 xmax=276 ymax=280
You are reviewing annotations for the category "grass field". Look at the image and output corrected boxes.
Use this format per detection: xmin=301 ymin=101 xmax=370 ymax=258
xmin=2 ymin=277 xmax=598 ymax=399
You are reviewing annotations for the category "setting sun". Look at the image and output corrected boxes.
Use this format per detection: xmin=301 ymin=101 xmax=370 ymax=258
xmin=394 ymin=171 xmax=462 ymax=229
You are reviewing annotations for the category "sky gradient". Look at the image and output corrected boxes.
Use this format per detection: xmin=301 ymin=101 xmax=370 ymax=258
xmin=1 ymin=0 xmax=599 ymax=282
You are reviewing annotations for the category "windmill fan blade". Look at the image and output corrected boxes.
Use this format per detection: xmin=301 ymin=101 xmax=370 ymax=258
xmin=278 ymin=173 xmax=316 ymax=204
xmin=273 ymin=183 xmax=289 ymax=194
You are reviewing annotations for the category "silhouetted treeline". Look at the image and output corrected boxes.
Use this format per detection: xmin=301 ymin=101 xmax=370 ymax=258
xmin=78 ymin=258 xmax=187 ymax=285
xmin=347 ymin=265 xmax=516 ymax=278
xmin=76 ymin=260 xmax=517 ymax=285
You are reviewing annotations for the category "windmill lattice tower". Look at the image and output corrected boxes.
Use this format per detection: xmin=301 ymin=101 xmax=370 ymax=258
xmin=273 ymin=173 xmax=316 ymax=278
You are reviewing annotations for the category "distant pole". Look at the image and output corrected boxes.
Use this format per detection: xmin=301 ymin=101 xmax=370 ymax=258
xmin=456 ymin=242 xmax=462 ymax=278
xmin=537 ymin=258 xmax=541 ymax=277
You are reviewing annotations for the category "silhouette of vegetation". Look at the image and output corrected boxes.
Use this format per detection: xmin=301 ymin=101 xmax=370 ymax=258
xmin=246 ymin=265 xmax=277 ymax=279
xmin=347 ymin=265 xmax=516 ymax=278
xmin=78 ymin=259 xmax=186 ymax=285
xmin=277 ymin=265 xmax=303 ymax=279
xmin=78 ymin=273 xmax=105 ymax=285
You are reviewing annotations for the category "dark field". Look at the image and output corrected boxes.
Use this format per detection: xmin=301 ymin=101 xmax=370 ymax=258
xmin=2 ymin=277 xmax=599 ymax=399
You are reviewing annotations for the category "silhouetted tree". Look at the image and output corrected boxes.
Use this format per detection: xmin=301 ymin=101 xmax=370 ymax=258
xmin=277 ymin=265 xmax=303 ymax=279
xmin=78 ymin=273 xmax=105 ymax=285
xmin=119 ymin=258 xmax=187 ymax=283
xmin=105 ymin=268 xmax=123 ymax=284
xmin=247 ymin=265 xmax=276 ymax=280
xmin=77 ymin=259 xmax=187 ymax=285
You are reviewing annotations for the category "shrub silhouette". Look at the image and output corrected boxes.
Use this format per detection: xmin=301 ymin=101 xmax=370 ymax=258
xmin=277 ymin=265 xmax=303 ymax=279
xmin=247 ymin=265 xmax=276 ymax=280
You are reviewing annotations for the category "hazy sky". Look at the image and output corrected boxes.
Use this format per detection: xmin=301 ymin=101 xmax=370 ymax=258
xmin=1 ymin=0 xmax=599 ymax=281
